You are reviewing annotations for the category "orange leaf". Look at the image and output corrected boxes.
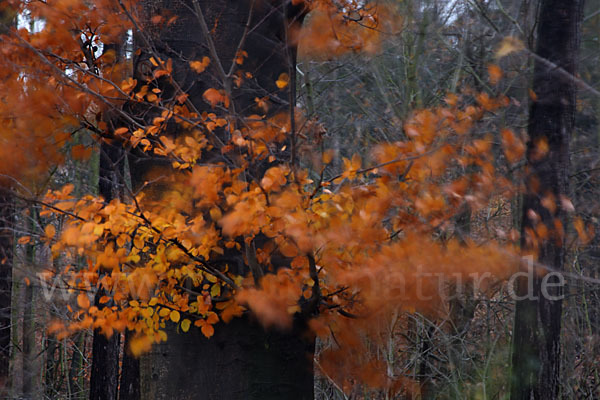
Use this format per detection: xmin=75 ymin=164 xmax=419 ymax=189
xmin=190 ymin=56 xmax=211 ymax=73
xmin=77 ymin=293 xmax=90 ymax=309
xmin=220 ymin=301 xmax=244 ymax=323
xmin=203 ymin=88 xmax=229 ymax=108
xmin=45 ymin=224 xmax=56 ymax=239
xmin=201 ymin=323 xmax=214 ymax=338
xmin=488 ymin=64 xmax=503 ymax=85
xmin=206 ymin=312 xmax=219 ymax=324
xmin=71 ymin=144 xmax=92 ymax=161
xmin=235 ymin=50 xmax=248 ymax=65
xmin=129 ymin=335 xmax=152 ymax=357
xmin=276 ymin=73 xmax=289 ymax=89
xmin=120 ymin=78 xmax=137 ymax=93
xmin=529 ymin=89 xmax=538 ymax=101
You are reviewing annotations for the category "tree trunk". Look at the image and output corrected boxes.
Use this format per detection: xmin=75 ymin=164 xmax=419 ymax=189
xmin=0 ymin=7 xmax=16 ymax=393
xmin=88 ymin=34 xmax=130 ymax=399
xmin=141 ymin=318 xmax=315 ymax=400
xmin=510 ymin=1 xmax=584 ymax=399
xmin=89 ymin=330 xmax=120 ymax=400
xmin=89 ymin=136 xmax=126 ymax=400
xmin=127 ymin=1 xmax=315 ymax=399
xmin=22 ymin=209 xmax=41 ymax=399
xmin=0 ymin=192 xmax=13 ymax=394
xmin=22 ymin=276 xmax=35 ymax=398
xmin=119 ymin=331 xmax=140 ymax=400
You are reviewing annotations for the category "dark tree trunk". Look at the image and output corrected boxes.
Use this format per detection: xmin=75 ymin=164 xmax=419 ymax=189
xmin=510 ymin=1 xmax=584 ymax=399
xmin=89 ymin=330 xmax=120 ymax=400
xmin=89 ymin=136 xmax=125 ymax=400
xmin=119 ymin=331 xmax=140 ymax=400
xmin=128 ymin=0 xmax=308 ymax=181
xmin=127 ymin=1 xmax=315 ymax=399
xmin=0 ymin=7 xmax=16 ymax=393
xmin=21 ymin=243 xmax=36 ymax=397
xmin=141 ymin=318 xmax=315 ymax=400
xmin=0 ymin=192 xmax=13 ymax=392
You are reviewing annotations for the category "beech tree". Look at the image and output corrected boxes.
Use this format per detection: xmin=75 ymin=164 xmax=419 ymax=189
xmin=4 ymin=0 xmax=599 ymax=399
xmin=113 ymin=1 xmax=314 ymax=398
xmin=0 ymin=0 xmax=520 ymax=397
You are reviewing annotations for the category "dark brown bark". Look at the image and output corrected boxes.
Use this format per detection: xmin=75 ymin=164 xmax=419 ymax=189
xmin=22 ymin=211 xmax=40 ymax=398
xmin=89 ymin=34 xmax=130 ymax=399
xmin=119 ymin=331 xmax=140 ymax=400
xmin=0 ymin=192 xmax=12 ymax=391
xmin=0 ymin=7 xmax=16 ymax=393
xmin=128 ymin=0 xmax=307 ymax=182
xmin=89 ymin=137 xmax=126 ymax=400
xmin=89 ymin=330 xmax=120 ymax=400
xmin=141 ymin=318 xmax=315 ymax=400
xmin=510 ymin=1 xmax=584 ymax=399
xmin=21 ymin=262 xmax=35 ymax=397
xmin=127 ymin=1 xmax=315 ymax=399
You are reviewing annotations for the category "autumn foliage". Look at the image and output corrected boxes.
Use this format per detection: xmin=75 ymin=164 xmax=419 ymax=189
xmin=0 ymin=0 xmax=551 ymax=394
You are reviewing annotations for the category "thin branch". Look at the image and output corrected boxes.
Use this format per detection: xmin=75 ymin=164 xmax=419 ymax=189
xmin=189 ymin=0 xmax=228 ymax=87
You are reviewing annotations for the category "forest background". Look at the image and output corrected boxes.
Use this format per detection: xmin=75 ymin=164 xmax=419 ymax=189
xmin=0 ymin=0 xmax=598 ymax=399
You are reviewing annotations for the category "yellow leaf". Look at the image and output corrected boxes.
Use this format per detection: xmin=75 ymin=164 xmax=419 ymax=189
xmin=210 ymin=283 xmax=221 ymax=298
xmin=209 ymin=207 xmax=222 ymax=221
xmin=276 ymin=73 xmax=289 ymax=89
xmin=158 ymin=307 xmax=170 ymax=317
xmin=181 ymin=319 xmax=191 ymax=332
xmin=496 ymin=37 xmax=524 ymax=58
xmin=18 ymin=236 xmax=31 ymax=245
xmin=158 ymin=330 xmax=168 ymax=342
xmin=93 ymin=224 xmax=104 ymax=236
xmin=170 ymin=310 xmax=181 ymax=323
